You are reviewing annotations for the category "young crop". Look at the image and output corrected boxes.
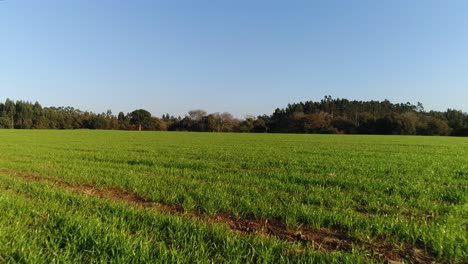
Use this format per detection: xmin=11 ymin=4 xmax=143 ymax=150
xmin=0 ymin=130 xmax=466 ymax=263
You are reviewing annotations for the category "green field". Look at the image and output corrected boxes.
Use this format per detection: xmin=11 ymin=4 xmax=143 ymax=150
xmin=0 ymin=130 xmax=466 ymax=263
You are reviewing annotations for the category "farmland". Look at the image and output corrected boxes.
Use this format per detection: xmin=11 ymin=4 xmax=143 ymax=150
xmin=0 ymin=130 xmax=466 ymax=263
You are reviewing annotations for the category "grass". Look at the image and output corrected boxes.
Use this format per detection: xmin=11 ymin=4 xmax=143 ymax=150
xmin=0 ymin=130 xmax=466 ymax=263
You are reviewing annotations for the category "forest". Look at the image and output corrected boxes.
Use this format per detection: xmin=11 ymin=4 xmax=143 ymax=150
xmin=1 ymin=96 xmax=467 ymax=136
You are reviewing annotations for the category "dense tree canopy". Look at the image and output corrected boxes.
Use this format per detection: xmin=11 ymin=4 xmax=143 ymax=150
xmin=129 ymin=109 xmax=152 ymax=131
xmin=1 ymin=97 xmax=467 ymax=136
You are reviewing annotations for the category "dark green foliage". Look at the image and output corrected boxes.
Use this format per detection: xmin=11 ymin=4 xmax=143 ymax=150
xmin=1 ymin=97 xmax=468 ymax=136
xmin=129 ymin=109 xmax=152 ymax=131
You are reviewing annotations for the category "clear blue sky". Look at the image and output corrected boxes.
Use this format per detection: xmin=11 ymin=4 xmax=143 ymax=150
xmin=1 ymin=0 xmax=467 ymax=117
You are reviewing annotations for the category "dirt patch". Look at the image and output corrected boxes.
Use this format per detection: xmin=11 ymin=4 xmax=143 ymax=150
xmin=0 ymin=169 xmax=44 ymax=182
xmin=210 ymin=212 xmax=353 ymax=251
xmin=1 ymin=169 xmax=437 ymax=263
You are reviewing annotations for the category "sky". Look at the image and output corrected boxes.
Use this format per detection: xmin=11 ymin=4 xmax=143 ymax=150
xmin=0 ymin=0 xmax=467 ymax=117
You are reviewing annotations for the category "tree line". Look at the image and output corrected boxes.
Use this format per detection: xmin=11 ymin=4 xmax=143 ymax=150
xmin=1 ymin=96 xmax=468 ymax=136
